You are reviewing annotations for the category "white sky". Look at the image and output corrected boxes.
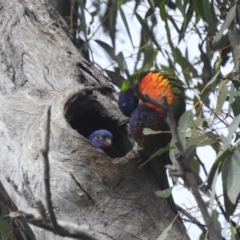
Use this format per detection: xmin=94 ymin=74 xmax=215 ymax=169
xmin=84 ymin=1 xmax=235 ymax=239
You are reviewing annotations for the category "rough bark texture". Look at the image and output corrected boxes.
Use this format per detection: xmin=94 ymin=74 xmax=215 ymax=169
xmin=0 ymin=0 xmax=189 ymax=239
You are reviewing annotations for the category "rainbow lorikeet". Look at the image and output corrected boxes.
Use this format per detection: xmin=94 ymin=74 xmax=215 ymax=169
xmin=118 ymin=71 xmax=186 ymax=212
xmin=88 ymin=130 xmax=113 ymax=150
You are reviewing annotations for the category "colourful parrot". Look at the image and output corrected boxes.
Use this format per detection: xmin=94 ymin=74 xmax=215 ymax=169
xmin=118 ymin=70 xmax=186 ymax=213
xmin=88 ymin=130 xmax=113 ymax=150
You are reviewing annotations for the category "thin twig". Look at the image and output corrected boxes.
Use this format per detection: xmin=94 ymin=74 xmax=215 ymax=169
xmin=130 ymin=80 xmax=221 ymax=240
xmin=41 ymin=107 xmax=59 ymax=232
xmin=214 ymin=195 xmax=240 ymax=238
xmin=7 ymin=211 xmax=101 ymax=240
xmin=177 ymin=205 xmax=207 ymax=234
xmin=195 ymin=154 xmax=208 ymax=176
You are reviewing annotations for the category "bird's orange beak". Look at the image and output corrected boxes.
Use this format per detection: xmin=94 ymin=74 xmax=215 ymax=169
xmin=104 ymin=137 xmax=112 ymax=147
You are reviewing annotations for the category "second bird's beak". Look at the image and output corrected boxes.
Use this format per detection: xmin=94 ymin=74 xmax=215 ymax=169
xmin=104 ymin=137 xmax=112 ymax=147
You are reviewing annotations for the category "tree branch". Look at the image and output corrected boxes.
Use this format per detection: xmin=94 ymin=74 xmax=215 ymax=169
xmin=8 ymin=211 xmax=102 ymax=240
xmin=41 ymin=106 xmax=59 ymax=232
xmin=177 ymin=205 xmax=207 ymax=234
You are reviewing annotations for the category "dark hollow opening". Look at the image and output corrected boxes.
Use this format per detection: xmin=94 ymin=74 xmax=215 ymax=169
xmin=64 ymin=91 xmax=132 ymax=158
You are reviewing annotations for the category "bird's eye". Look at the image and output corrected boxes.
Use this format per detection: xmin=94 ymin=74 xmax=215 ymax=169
xmin=95 ymin=135 xmax=101 ymax=139
xmin=122 ymin=103 xmax=126 ymax=107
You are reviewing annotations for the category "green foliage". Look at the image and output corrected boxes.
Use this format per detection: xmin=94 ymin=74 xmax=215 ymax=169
xmin=49 ymin=0 xmax=58 ymax=8
xmin=157 ymin=223 xmax=172 ymax=240
xmin=56 ymin=0 xmax=240 ymax=239
xmin=231 ymin=96 xmax=240 ymax=117
xmin=211 ymin=210 xmax=222 ymax=238
xmin=213 ymin=4 xmax=236 ymax=44
xmin=138 ymin=141 xmax=171 ymax=168
xmin=0 ymin=217 xmax=11 ymax=239
xmin=156 ymin=187 xmax=173 ymax=198
xmin=157 ymin=222 xmax=173 ymax=240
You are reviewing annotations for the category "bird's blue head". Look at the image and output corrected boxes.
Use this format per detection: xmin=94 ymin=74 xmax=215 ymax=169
xmin=118 ymin=89 xmax=138 ymax=117
xmin=88 ymin=129 xmax=113 ymax=150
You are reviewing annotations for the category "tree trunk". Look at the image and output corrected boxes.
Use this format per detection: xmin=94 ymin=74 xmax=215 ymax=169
xmin=0 ymin=0 xmax=189 ymax=239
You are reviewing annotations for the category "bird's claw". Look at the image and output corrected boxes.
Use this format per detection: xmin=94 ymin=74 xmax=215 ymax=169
xmin=111 ymin=150 xmax=138 ymax=165
xmin=125 ymin=149 xmax=138 ymax=159
xmin=165 ymin=164 xmax=184 ymax=177
xmin=165 ymin=152 xmax=185 ymax=178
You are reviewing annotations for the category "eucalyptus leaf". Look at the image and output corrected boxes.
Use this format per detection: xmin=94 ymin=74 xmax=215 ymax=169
xmin=119 ymin=7 xmax=133 ymax=47
xmin=115 ymin=51 xmax=125 ymax=71
xmin=155 ymin=187 xmax=173 ymax=198
xmin=192 ymin=115 xmax=205 ymax=127
xmin=211 ymin=210 xmax=222 ymax=238
xmin=205 ymin=149 xmax=232 ymax=192
xmin=231 ymin=96 xmax=240 ymax=117
xmin=202 ymin=0 xmax=216 ymax=33
xmin=191 ymin=158 xmax=200 ymax=174
xmin=222 ymin=155 xmax=238 ymax=217
xmin=90 ymin=10 xmax=97 ymax=18
xmin=157 ymin=222 xmax=173 ymax=240
xmin=49 ymin=0 xmax=57 ymax=7
xmin=0 ymin=217 xmax=11 ymax=238
xmin=192 ymin=0 xmax=205 ymax=24
xmin=209 ymin=169 xmax=218 ymax=215
xmin=185 ymin=145 xmax=196 ymax=160
xmin=227 ymin=114 xmax=240 ymax=143
xmin=94 ymin=40 xmax=115 ymax=61
xmin=146 ymin=145 xmax=171 ymax=163
xmin=143 ymin=128 xmax=162 ymax=135
xmin=79 ymin=0 xmax=87 ymax=35
xmin=213 ymin=4 xmax=236 ymax=43
xmin=229 ymin=28 xmax=240 ymax=72
xmin=135 ymin=12 xmax=162 ymax=52
xmin=226 ymin=148 xmax=240 ymax=204
xmin=159 ymin=2 xmax=174 ymax=54
xmin=200 ymin=70 xmax=220 ymax=94
xmin=175 ymin=1 xmax=184 ymax=15
xmin=222 ymin=91 xmax=240 ymax=96
xmin=214 ymin=58 xmax=223 ymax=72
xmin=199 ymin=232 xmax=208 ymax=240
xmin=178 ymin=110 xmax=193 ymax=133
xmin=216 ymin=80 xmax=228 ymax=116
xmin=220 ymin=134 xmax=230 ymax=149
xmin=141 ymin=46 xmax=158 ymax=70
xmin=173 ymin=47 xmax=198 ymax=77
xmin=189 ymin=134 xmax=217 ymax=147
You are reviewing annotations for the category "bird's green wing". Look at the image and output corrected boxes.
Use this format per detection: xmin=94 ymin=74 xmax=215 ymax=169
xmin=143 ymin=126 xmax=177 ymax=214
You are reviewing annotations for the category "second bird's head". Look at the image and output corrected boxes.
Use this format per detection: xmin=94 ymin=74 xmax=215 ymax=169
xmin=118 ymin=80 xmax=138 ymax=117
xmin=88 ymin=129 xmax=113 ymax=150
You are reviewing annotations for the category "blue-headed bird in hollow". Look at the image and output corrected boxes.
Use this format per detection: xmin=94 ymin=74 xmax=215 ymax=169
xmin=88 ymin=130 xmax=113 ymax=150
xmin=118 ymin=70 xmax=186 ymax=213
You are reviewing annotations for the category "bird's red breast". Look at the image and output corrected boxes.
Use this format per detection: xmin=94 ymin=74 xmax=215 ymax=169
xmin=139 ymin=72 xmax=174 ymax=113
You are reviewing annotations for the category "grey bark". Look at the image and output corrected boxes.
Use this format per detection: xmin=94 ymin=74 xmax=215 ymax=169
xmin=0 ymin=0 xmax=189 ymax=239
